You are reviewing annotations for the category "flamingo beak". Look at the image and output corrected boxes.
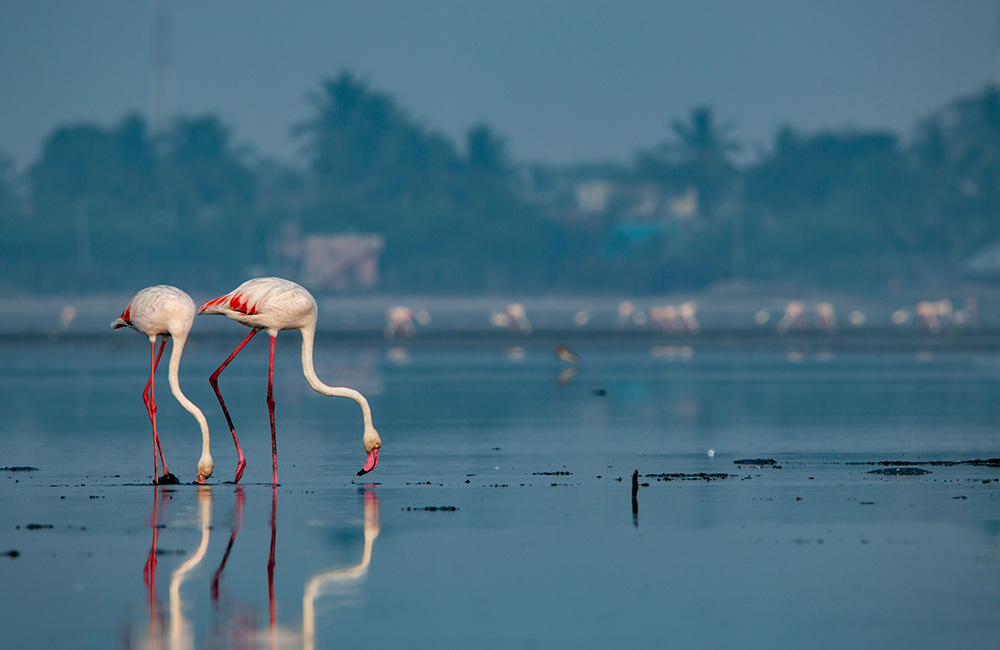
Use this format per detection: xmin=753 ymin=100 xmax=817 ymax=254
xmin=194 ymin=474 xmax=207 ymax=485
xmin=357 ymin=447 xmax=379 ymax=476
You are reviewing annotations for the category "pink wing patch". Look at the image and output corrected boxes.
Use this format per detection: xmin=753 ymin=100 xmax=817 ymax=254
xmin=120 ymin=306 xmax=132 ymax=323
xmin=228 ymin=293 xmax=258 ymax=315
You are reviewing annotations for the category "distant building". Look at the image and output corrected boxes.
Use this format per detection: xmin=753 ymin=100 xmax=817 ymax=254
xmin=300 ymin=234 xmax=384 ymax=290
xmin=575 ymin=181 xmax=612 ymax=214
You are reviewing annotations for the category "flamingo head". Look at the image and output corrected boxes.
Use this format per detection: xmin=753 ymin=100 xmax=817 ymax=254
xmin=194 ymin=455 xmax=214 ymax=484
xmin=357 ymin=427 xmax=382 ymax=476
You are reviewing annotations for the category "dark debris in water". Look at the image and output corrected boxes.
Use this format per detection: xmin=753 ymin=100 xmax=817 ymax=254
xmin=868 ymin=467 xmax=932 ymax=476
xmin=644 ymin=473 xmax=731 ymax=482
xmin=21 ymin=523 xmax=54 ymax=530
xmin=405 ymin=506 xmax=458 ymax=512
xmin=1 ymin=466 xmax=39 ymax=472
xmin=533 ymin=471 xmax=572 ymax=475
xmin=847 ymin=458 xmax=1000 ymax=468
xmin=2 ymin=549 xmax=19 ymax=558
xmin=734 ymin=459 xmax=778 ymax=467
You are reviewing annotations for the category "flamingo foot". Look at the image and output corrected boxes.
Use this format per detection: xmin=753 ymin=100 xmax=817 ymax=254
xmin=154 ymin=472 xmax=181 ymax=485
xmin=233 ymin=458 xmax=246 ymax=484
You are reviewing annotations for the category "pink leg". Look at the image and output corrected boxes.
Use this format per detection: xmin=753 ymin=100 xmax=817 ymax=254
xmin=268 ymin=486 xmax=277 ymax=632
xmin=267 ymin=334 xmax=278 ymax=485
xmin=209 ymin=329 xmax=258 ymax=483
xmin=143 ymin=338 xmax=170 ymax=483
xmin=149 ymin=340 xmax=168 ymax=474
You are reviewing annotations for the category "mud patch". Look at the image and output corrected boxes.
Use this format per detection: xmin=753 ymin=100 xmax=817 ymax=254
xmin=734 ymin=459 xmax=779 ymax=468
xmin=868 ymin=467 xmax=931 ymax=476
xmin=848 ymin=458 xmax=1000 ymax=468
xmin=644 ymin=473 xmax=731 ymax=482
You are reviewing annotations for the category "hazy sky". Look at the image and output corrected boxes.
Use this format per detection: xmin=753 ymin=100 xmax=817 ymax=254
xmin=0 ymin=1 xmax=996 ymax=169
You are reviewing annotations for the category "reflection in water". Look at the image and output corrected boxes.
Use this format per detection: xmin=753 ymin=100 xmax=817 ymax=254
xmin=556 ymin=366 xmax=580 ymax=386
xmin=301 ymin=490 xmax=380 ymax=650
xmin=140 ymin=486 xmax=213 ymax=650
xmin=131 ymin=486 xmax=379 ymax=650
xmin=555 ymin=344 xmax=581 ymax=386
xmin=210 ymin=486 xmax=244 ymax=603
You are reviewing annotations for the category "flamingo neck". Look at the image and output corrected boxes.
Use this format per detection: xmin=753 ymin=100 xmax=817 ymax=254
xmin=299 ymin=324 xmax=375 ymax=431
xmin=167 ymin=334 xmax=212 ymax=462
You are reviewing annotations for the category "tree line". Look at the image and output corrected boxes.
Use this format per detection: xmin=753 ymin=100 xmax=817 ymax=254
xmin=1 ymin=71 xmax=999 ymax=295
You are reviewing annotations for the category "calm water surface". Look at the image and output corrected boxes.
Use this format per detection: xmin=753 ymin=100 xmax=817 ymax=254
xmin=1 ymin=336 xmax=999 ymax=648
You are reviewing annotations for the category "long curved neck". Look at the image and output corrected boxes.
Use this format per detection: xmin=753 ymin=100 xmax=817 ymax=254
xmin=299 ymin=324 xmax=374 ymax=430
xmin=167 ymin=333 xmax=212 ymax=460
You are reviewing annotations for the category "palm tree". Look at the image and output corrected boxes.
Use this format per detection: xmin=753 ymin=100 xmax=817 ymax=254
xmin=669 ymin=106 xmax=741 ymax=218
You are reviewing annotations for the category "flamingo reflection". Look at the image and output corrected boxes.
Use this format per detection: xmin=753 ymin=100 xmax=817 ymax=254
xmin=210 ymin=486 xmax=245 ymax=603
xmin=139 ymin=485 xmax=213 ymax=650
xmin=300 ymin=490 xmax=380 ymax=650
xmin=136 ymin=486 xmax=380 ymax=649
xmin=210 ymin=488 xmax=380 ymax=649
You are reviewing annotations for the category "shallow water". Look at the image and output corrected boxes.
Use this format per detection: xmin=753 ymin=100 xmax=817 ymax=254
xmin=2 ymin=336 xmax=999 ymax=648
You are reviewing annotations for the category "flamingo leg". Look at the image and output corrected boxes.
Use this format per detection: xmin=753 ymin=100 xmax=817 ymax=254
xmin=267 ymin=334 xmax=278 ymax=485
xmin=209 ymin=328 xmax=258 ymax=482
xmin=268 ymin=486 xmax=277 ymax=634
xmin=148 ymin=339 xmax=168 ymax=473
xmin=143 ymin=338 xmax=170 ymax=482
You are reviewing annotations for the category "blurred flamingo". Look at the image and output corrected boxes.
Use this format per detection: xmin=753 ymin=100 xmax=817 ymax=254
xmin=385 ymin=305 xmax=416 ymax=339
xmin=113 ymin=285 xmax=214 ymax=485
xmin=199 ymin=277 xmax=381 ymax=484
xmin=777 ymin=301 xmax=806 ymax=334
xmin=815 ymin=302 xmax=837 ymax=333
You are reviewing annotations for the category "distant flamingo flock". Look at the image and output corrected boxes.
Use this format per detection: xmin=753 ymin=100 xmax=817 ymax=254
xmin=114 ymin=277 xmax=381 ymax=485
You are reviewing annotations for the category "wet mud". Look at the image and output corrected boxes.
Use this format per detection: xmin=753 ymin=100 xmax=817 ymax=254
xmin=868 ymin=467 xmax=932 ymax=476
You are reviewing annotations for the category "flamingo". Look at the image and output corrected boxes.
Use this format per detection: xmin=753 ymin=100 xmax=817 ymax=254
xmin=113 ymin=285 xmax=214 ymax=485
xmin=198 ymin=277 xmax=381 ymax=484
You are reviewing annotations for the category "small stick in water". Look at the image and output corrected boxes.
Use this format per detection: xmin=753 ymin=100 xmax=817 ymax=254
xmin=631 ymin=469 xmax=639 ymax=526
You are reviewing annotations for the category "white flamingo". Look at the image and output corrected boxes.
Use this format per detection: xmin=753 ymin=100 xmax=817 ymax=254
xmin=113 ymin=285 xmax=214 ymax=485
xmin=198 ymin=277 xmax=381 ymax=484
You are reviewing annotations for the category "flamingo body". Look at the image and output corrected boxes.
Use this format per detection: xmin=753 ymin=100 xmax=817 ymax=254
xmin=113 ymin=285 xmax=214 ymax=484
xmin=199 ymin=277 xmax=316 ymax=333
xmin=199 ymin=277 xmax=381 ymax=483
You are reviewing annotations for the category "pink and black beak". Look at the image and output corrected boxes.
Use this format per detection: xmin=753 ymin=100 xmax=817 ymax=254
xmin=357 ymin=447 xmax=380 ymax=476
